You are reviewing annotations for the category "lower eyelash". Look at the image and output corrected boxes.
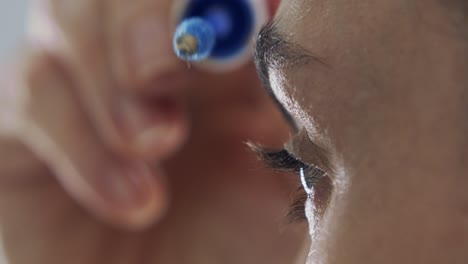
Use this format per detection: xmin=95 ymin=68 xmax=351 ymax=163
xmin=287 ymin=187 xmax=309 ymax=222
xmin=289 ymin=166 xmax=326 ymax=222
xmin=247 ymin=143 xmax=326 ymax=222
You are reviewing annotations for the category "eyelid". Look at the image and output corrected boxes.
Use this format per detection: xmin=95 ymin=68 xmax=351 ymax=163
xmin=249 ymin=143 xmax=326 ymax=182
xmin=249 ymin=144 xmax=327 ymax=221
xmin=249 ymin=129 xmax=331 ymax=179
xmin=249 ymin=142 xmax=331 ymax=222
xmin=285 ymin=129 xmax=332 ymax=175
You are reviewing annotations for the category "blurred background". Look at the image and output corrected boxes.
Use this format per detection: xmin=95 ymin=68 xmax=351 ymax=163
xmin=0 ymin=1 xmax=29 ymax=262
xmin=0 ymin=0 xmax=29 ymax=59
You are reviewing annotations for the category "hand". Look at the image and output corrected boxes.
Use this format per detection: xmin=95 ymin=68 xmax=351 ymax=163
xmin=0 ymin=0 xmax=306 ymax=263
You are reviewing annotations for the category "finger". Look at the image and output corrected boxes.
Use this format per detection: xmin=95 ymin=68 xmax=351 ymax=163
xmin=105 ymin=0 xmax=185 ymax=88
xmin=0 ymin=54 xmax=50 ymax=185
xmin=104 ymin=0 xmax=192 ymax=158
xmin=14 ymin=50 xmax=168 ymax=230
xmin=28 ymin=0 xmax=189 ymax=160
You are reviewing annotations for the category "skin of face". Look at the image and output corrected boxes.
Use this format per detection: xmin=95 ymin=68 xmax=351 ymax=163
xmin=260 ymin=0 xmax=468 ymax=263
xmin=0 ymin=0 xmax=308 ymax=263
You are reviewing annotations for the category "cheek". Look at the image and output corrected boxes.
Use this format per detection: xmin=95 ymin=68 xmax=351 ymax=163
xmin=305 ymin=175 xmax=334 ymax=239
xmin=304 ymin=198 xmax=317 ymax=238
xmin=304 ymin=197 xmax=323 ymax=264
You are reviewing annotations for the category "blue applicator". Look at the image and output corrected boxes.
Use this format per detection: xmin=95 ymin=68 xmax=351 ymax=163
xmin=173 ymin=0 xmax=268 ymax=71
xmin=174 ymin=17 xmax=216 ymax=61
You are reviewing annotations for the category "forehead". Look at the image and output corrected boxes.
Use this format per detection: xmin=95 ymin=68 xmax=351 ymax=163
xmin=275 ymin=0 xmax=411 ymax=44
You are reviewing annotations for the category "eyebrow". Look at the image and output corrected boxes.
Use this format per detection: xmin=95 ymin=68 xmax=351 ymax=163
xmin=254 ymin=20 xmax=323 ymax=130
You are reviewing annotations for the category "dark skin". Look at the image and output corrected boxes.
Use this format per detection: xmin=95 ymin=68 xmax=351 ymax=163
xmin=257 ymin=0 xmax=468 ymax=263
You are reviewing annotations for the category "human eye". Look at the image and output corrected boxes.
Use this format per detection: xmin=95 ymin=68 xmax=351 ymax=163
xmin=249 ymin=144 xmax=328 ymax=221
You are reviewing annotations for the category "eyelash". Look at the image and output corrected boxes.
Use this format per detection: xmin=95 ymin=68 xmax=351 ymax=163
xmin=250 ymin=145 xmax=327 ymax=221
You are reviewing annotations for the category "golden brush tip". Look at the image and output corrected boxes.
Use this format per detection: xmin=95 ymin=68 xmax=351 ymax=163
xmin=176 ymin=34 xmax=198 ymax=55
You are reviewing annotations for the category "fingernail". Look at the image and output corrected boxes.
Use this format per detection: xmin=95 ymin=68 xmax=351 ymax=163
xmin=127 ymin=16 xmax=178 ymax=81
